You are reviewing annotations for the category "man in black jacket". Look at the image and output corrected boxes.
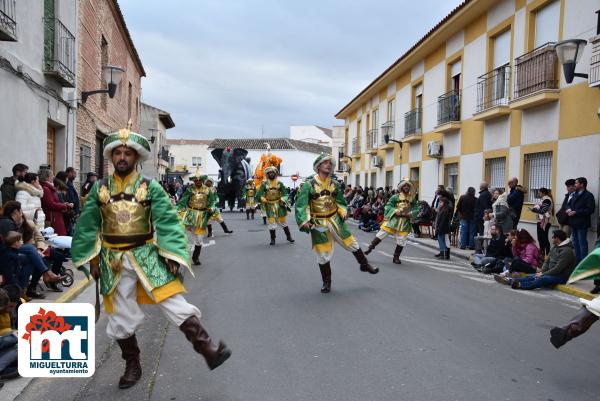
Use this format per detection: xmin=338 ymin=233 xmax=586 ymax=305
xmin=474 ymin=182 xmax=492 ymax=252
xmin=507 ymin=177 xmax=525 ymax=227
xmin=456 ymin=187 xmax=477 ymax=249
xmin=567 ymin=177 xmax=596 ymax=263
xmin=0 ymin=164 xmax=28 ymax=205
xmin=556 ymin=179 xmax=576 ymax=236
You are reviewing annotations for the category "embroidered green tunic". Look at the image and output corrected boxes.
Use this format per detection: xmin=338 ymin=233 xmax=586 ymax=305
xmin=72 ymin=172 xmax=191 ymax=312
xmin=242 ymin=183 xmax=258 ymax=208
xmin=380 ymin=193 xmax=418 ymax=234
xmin=256 ymin=179 xmax=289 ymax=220
xmin=176 ymin=185 xmax=217 ymax=232
xmin=294 ymin=176 xmax=354 ymax=253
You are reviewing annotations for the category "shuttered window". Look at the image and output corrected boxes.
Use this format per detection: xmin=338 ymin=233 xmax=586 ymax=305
xmin=524 ymin=152 xmax=552 ymax=202
xmin=444 ymin=163 xmax=459 ymax=194
xmin=485 ymin=157 xmax=506 ymax=192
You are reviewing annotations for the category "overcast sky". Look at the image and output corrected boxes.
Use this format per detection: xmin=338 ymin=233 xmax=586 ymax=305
xmin=120 ymin=0 xmax=462 ymax=139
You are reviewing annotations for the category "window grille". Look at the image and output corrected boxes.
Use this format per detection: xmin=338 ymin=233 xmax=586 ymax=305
xmin=444 ymin=163 xmax=459 ymax=194
xmin=485 ymin=157 xmax=506 ymax=192
xmin=79 ymin=145 xmax=91 ymax=184
xmin=524 ymin=152 xmax=552 ymax=202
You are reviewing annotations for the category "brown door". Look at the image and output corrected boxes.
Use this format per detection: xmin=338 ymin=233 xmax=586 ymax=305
xmin=47 ymin=125 xmax=56 ymax=169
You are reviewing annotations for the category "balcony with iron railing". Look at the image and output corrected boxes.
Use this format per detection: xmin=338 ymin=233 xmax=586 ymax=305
xmin=160 ymin=147 xmax=170 ymax=163
xmin=404 ymin=109 xmax=422 ymax=142
xmin=380 ymin=120 xmax=395 ymax=147
xmin=43 ymin=17 xmax=76 ymax=87
xmin=474 ymin=63 xmax=511 ymax=121
xmin=0 ymin=0 xmax=16 ymax=41
xmin=366 ymin=128 xmax=379 ymax=152
xmin=436 ymin=90 xmax=461 ymax=133
xmin=510 ymin=42 xmax=559 ymax=110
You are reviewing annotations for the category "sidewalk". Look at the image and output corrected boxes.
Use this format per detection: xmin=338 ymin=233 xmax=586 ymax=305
xmin=411 ymin=236 xmax=597 ymax=301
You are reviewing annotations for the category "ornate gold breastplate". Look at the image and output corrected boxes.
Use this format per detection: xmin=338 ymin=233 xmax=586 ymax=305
xmin=265 ymin=186 xmax=281 ymax=202
xmin=100 ymin=194 xmax=152 ymax=243
xmin=395 ymin=197 xmax=411 ymax=215
xmin=189 ymin=189 xmax=208 ymax=210
xmin=310 ymin=192 xmax=338 ymax=217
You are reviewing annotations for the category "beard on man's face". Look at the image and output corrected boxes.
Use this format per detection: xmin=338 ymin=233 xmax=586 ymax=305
xmin=115 ymin=160 xmax=133 ymax=174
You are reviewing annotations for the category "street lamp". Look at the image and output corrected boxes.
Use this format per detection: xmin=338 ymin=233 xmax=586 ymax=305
xmin=383 ymin=133 xmax=403 ymax=149
xmin=555 ymin=39 xmax=588 ymax=83
xmin=81 ymin=65 xmax=125 ymax=103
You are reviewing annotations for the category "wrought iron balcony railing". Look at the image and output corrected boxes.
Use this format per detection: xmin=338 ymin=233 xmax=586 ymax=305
xmin=43 ymin=17 xmax=76 ymax=87
xmin=0 ymin=0 xmax=16 ymax=41
xmin=366 ymin=128 xmax=379 ymax=150
xmin=351 ymin=137 xmax=359 ymax=155
xmin=437 ymin=90 xmax=461 ymax=125
xmin=476 ymin=63 xmax=510 ymax=113
xmin=380 ymin=120 xmax=395 ymax=144
xmin=404 ymin=108 xmax=422 ymax=136
xmin=160 ymin=147 xmax=170 ymax=162
xmin=513 ymin=42 xmax=558 ymax=100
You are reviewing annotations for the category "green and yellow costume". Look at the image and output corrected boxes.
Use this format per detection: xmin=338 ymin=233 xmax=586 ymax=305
xmin=176 ymin=180 xmax=217 ymax=236
xmin=242 ymin=180 xmax=258 ymax=209
xmin=256 ymin=174 xmax=289 ymax=226
xmin=72 ymin=138 xmax=191 ymax=313
xmin=295 ymin=175 xmax=356 ymax=255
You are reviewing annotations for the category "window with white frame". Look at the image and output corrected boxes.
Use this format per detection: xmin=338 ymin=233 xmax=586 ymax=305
xmin=387 ymin=99 xmax=395 ymax=123
xmin=524 ymin=151 xmax=552 ymax=202
xmin=444 ymin=163 xmax=459 ymax=194
xmin=192 ymin=157 xmax=202 ymax=167
xmin=485 ymin=157 xmax=506 ymax=192
xmin=534 ymin=0 xmax=560 ymax=47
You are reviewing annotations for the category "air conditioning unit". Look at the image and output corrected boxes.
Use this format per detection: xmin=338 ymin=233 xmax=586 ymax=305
xmin=427 ymin=141 xmax=443 ymax=158
xmin=371 ymin=155 xmax=383 ymax=168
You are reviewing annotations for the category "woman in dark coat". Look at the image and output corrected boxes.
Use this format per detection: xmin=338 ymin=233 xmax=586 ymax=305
xmin=435 ymin=197 xmax=451 ymax=260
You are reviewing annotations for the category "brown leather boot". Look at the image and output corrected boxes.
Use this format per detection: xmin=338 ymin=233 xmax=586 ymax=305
xmin=220 ymin=222 xmax=233 ymax=233
xmin=319 ymin=263 xmax=331 ymax=293
xmin=550 ymin=307 xmax=599 ymax=349
xmin=353 ymin=249 xmax=379 ymax=274
xmin=207 ymin=224 xmax=213 ymax=237
xmin=116 ymin=335 xmax=142 ymax=389
xmin=192 ymin=245 xmax=202 ymax=266
xmin=269 ymin=229 xmax=276 ymax=245
xmin=393 ymin=245 xmax=403 ymax=264
xmin=179 ymin=316 xmax=231 ymax=370
xmin=283 ymin=226 xmax=295 ymax=243
xmin=364 ymin=237 xmax=381 ymax=255
xmin=246 ymin=210 xmax=250 ymax=220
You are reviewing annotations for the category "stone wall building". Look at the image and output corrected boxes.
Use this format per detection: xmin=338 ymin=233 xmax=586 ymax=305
xmin=140 ymin=102 xmax=175 ymax=181
xmin=75 ymin=0 xmax=145 ymax=183
xmin=0 ymin=0 xmax=78 ymax=180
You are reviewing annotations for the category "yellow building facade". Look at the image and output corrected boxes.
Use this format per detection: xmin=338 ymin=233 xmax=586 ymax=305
xmin=336 ymin=0 xmax=600 ymax=241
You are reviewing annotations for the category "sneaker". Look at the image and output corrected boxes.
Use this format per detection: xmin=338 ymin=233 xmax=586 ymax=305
xmin=493 ymin=274 xmax=511 ymax=285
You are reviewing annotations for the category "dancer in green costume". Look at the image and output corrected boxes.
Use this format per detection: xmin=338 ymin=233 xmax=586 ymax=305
xmin=72 ymin=127 xmax=230 ymax=390
xmin=295 ymin=154 xmax=378 ymax=293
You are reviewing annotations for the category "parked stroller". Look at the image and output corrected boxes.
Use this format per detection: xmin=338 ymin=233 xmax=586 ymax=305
xmin=41 ymin=227 xmax=74 ymax=289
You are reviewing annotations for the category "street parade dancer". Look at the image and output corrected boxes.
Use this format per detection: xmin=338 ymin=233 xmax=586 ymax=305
xmin=550 ymin=246 xmax=600 ymax=348
xmin=204 ymin=176 xmax=234 ymax=237
xmin=295 ymin=154 xmax=379 ymax=293
xmin=72 ymin=127 xmax=231 ymax=390
xmin=365 ymin=179 xmax=418 ymax=264
xmin=256 ymin=166 xmax=295 ymax=245
xmin=243 ymin=178 xmax=258 ymax=220
xmin=255 ymin=143 xmax=282 ymax=225
xmin=176 ymin=170 xmax=217 ymax=266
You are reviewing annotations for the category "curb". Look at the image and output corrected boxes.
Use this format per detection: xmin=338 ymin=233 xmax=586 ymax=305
xmin=54 ymin=277 xmax=93 ymax=303
xmin=412 ymin=238 xmax=598 ymax=301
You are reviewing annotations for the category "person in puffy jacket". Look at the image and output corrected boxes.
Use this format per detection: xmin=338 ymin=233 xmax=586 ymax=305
xmin=38 ymin=169 xmax=72 ymax=236
xmin=508 ymin=229 xmax=540 ymax=274
xmin=15 ymin=173 xmax=45 ymax=233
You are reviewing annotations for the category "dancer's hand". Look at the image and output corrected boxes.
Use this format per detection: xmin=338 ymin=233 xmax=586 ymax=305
xmin=302 ymin=222 xmax=312 ymax=230
xmin=166 ymin=260 xmax=180 ymax=275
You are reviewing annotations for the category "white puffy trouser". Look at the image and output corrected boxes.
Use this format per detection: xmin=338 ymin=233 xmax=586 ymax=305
xmin=316 ymin=222 xmax=360 ymax=264
xmin=188 ymin=231 xmax=205 ymax=246
xmin=106 ymin=254 xmax=201 ymax=340
xmin=582 ymin=296 xmax=600 ymax=317
xmin=375 ymin=229 xmax=409 ymax=246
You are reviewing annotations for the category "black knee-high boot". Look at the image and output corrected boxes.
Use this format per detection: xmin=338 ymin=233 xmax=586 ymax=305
xmin=393 ymin=245 xmax=403 ymax=264
xmin=365 ymin=237 xmax=381 ymax=255
xmin=269 ymin=229 xmax=276 ymax=245
xmin=319 ymin=262 xmax=331 ymax=293
xmin=116 ymin=335 xmax=142 ymax=389
xmin=283 ymin=226 xmax=295 ymax=243
xmin=550 ymin=308 xmax=599 ymax=349
xmin=220 ymin=221 xmax=233 ymax=233
xmin=207 ymin=224 xmax=213 ymax=237
xmin=352 ymin=249 xmax=379 ymax=274
xmin=192 ymin=245 xmax=202 ymax=265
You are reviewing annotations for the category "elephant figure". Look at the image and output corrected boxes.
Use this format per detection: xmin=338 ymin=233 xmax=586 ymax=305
xmin=211 ymin=147 xmax=249 ymax=211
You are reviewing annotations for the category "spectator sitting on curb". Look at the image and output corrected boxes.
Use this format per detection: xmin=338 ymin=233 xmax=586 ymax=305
xmin=505 ymin=228 xmax=540 ymax=275
xmin=0 ymin=287 xmax=19 ymax=382
xmin=495 ymin=230 xmax=576 ymax=289
xmin=471 ymin=224 xmax=511 ymax=273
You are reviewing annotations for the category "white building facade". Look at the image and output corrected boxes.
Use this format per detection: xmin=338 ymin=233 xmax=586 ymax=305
xmin=0 ymin=0 xmax=78 ymax=178
xmin=205 ymin=138 xmax=332 ymax=188
xmin=166 ymin=139 xmax=211 ymax=182
xmin=289 ymin=125 xmax=333 ymax=146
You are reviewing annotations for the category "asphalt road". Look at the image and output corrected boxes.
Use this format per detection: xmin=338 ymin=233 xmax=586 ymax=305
xmin=15 ymin=212 xmax=600 ymax=401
